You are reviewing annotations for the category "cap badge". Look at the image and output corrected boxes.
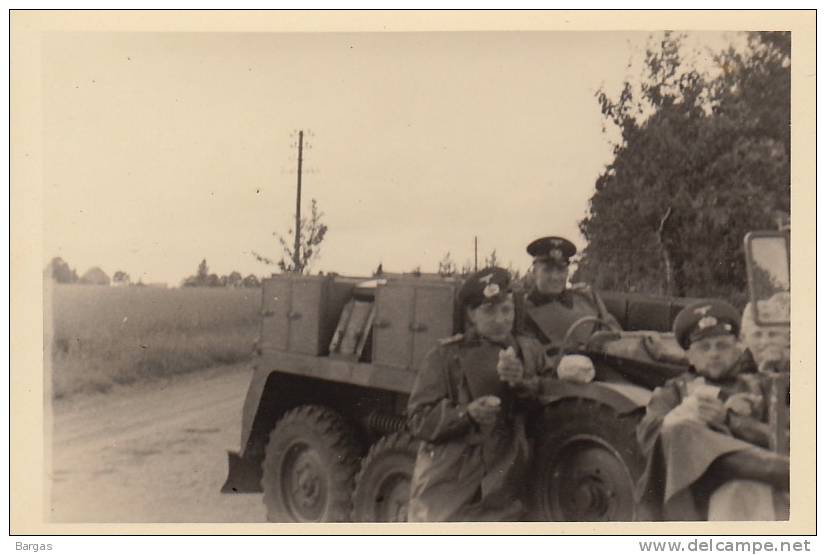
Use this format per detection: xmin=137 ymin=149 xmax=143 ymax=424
xmin=698 ymin=315 xmax=718 ymax=329
xmin=550 ymin=239 xmax=562 ymax=246
xmin=549 ymin=248 xmax=563 ymax=260
xmin=483 ymin=283 xmax=500 ymax=299
xmin=694 ymin=305 xmax=712 ymax=316
xmin=478 ymin=273 xmax=494 ymax=284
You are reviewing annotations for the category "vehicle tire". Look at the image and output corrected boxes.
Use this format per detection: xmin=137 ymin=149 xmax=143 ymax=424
xmin=530 ymin=398 xmax=644 ymax=522
xmin=261 ymin=405 xmax=361 ymax=522
xmin=350 ymin=432 xmax=419 ymax=522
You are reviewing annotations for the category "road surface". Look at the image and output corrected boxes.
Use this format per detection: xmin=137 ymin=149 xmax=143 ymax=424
xmin=49 ymin=363 xmax=266 ymax=522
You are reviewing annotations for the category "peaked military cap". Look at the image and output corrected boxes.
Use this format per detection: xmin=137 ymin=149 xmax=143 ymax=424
xmin=527 ymin=236 xmax=576 ymax=266
xmin=458 ymin=267 xmax=512 ymax=309
xmin=673 ymin=299 xmax=741 ymax=350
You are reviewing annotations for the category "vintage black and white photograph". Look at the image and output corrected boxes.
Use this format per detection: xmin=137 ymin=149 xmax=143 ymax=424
xmin=11 ymin=10 xmax=815 ymax=532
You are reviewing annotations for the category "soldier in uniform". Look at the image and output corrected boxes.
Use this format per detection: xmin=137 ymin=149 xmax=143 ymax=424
xmin=522 ymin=236 xmax=620 ymax=355
xmin=636 ymin=300 xmax=790 ymax=520
xmin=740 ymin=292 xmax=790 ymax=374
xmin=406 ymin=267 xmax=549 ymax=522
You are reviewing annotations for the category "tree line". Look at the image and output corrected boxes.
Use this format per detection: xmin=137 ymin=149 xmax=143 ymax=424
xmin=45 ymin=256 xmax=262 ymax=288
xmin=433 ymin=249 xmax=522 ymax=281
xmin=181 ymin=259 xmax=261 ymax=288
xmin=44 ymin=257 xmax=132 ymax=286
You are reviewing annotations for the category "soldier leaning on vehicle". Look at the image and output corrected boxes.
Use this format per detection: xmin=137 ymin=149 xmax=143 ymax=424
xmin=635 ymin=299 xmax=790 ymax=521
xmin=406 ymin=267 xmax=550 ymax=522
xmin=522 ymin=236 xmax=620 ymax=359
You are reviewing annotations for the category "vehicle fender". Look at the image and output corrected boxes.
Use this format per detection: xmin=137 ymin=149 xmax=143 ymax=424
xmin=238 ymin=364 xmax=281 ymax=458
xmin=222 ymin=365 xmax=279 ymax=494
xmin=539 ymin=379 xmax=652 ymax=415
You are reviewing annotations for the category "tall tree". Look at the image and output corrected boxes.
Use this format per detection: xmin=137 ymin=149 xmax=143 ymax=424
xmin=574 ymin=32 xmax=790 ymax=304
xmin=253 ymin=198 xmax=328 ymax=275
xmin=182 ymin=259 xmax=211 ymax=287
xmin=197 ymin=259 xmax=209 ymax=283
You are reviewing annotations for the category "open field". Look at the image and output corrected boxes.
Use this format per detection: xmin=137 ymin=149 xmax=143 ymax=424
xmin=47 ymin=284 xmax=262 ymax=399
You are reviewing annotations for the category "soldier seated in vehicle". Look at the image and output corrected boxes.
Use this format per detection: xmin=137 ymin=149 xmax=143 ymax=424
xmin=522 ymin=236 xmax=620 ymax=361
xmin=636 ymin=300 xmax=790 ymax=521
xmin=406 ymin=267 xmax=549 ymax=522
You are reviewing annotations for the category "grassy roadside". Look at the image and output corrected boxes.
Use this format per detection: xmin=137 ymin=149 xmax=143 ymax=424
xmin=47 ymin=284 xmax=262 ymax=399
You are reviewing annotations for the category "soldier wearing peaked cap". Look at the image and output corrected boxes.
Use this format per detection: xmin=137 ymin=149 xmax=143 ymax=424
xmin=522 ymin=236 xmax=620 ymax=354
xmin=406 ymin=267 xmax=550 ymax=522
xmin=672 ymin=299 xmax=742 ymax=351
xmin=636 ymin=300 xmax=790 ymax=521
xmin=456 ymin=266 xmax=512 ymax=311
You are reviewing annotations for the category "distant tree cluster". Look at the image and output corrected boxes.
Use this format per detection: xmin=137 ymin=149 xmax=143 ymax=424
xmin=44 ymin=256 xmax=260 ymax=289
xmin=573 ymin=32 xmax=790 ymax=305
xmin=437 ymin=252 xmax=458 ymax=277
xmin=436 ymin=250 xmax=522 ymax=283
xmin=112 ymin=270 xmax=131 ymax=286
xmin=45 ymin=257 xmax=125 ymax=286
xmin=46 ymin=257 xmax=79 ymax=284
xmin=181 ymin=259 xmax=260 ymax=288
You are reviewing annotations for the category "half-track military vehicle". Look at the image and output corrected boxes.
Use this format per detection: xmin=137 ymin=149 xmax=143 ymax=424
xmin=222 ymin=231 xmax=789 ymax=523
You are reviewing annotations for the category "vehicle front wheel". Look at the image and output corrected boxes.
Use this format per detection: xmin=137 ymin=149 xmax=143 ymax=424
xmin=261 ymin=405 xmax=361 ymax=522
xmin=531 ymin=399 xmax=644 ymax=522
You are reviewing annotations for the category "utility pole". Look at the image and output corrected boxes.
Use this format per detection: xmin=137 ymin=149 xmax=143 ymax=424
xmin=474 ymin=236 xmax=478 ymax=272
xmin=293 ymin=130 xmax=304 ymax=272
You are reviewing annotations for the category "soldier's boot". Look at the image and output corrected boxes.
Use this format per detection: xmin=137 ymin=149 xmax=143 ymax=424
xmin=711 ymin=447 xmax=790 ymax=491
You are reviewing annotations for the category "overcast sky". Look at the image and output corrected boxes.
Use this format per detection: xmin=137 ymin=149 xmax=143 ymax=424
xmin=43 ymin=31 xmax=736 ymax=285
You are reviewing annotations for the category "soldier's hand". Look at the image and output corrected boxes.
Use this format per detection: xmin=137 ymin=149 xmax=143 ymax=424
xmin=467 ymin=396 xmax=500 ymax=426
xmin=724 ymin=393 xmax=760 ymax=417
xmin=695 ymin=397 xmax=727 ymax=427
xmin=663 ymin=397 xmax=703 ymax=429
xmin=758 ymin=357 xmax=789 ymax=374
xmin=665 ymin=396 xmax=723 ymax=429
xmin=497 ymin=347 xmax=524 ymax=386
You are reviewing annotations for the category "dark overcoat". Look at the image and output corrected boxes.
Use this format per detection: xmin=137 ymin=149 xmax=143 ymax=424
xmin=636 ymin=370 xmax=776 ymax=520
xmin=406 ymin=331 xmax=547 ymax=522
xmin=523 ymin=286 xmax=621 ymax=351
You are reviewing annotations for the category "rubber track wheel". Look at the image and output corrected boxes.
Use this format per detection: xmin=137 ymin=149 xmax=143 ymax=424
xmin=351 ymin=432 xmax=420 ymax=522
xmin=261 ymin=405 xmax=361 ymax=522
xmin=530 ymin=398 xmax=645 ymax=521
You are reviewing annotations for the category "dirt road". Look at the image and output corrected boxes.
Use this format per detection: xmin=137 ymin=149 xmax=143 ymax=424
xmin=49 ymin=363 xmax=266 ymax=522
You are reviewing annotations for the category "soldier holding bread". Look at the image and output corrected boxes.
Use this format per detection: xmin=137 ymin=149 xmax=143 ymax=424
xmin=636 ymin=300 xmax=790 ymax=521
xmin=406 ymin=267 xmax=549 ymax=522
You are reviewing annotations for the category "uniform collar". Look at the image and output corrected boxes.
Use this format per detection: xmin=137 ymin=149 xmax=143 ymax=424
xmin=529 ymin=288 xmax=573 ymax=308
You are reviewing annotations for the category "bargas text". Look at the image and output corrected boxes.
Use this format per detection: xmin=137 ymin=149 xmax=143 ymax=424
xmin=16 ymin=543 xmax=53 ymax=552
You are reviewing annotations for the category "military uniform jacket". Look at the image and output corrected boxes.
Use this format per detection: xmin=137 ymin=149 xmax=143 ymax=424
xmin=636 ymin=370 xmax=775 ymax=520
xmin=406 ymin=331 xmax=547 ymax=522
xmin=524 ymin=286 xmax=620 ymax=351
